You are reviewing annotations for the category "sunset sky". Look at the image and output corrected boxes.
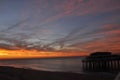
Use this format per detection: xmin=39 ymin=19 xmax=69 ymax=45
xmin=0 ymin=0 xmax=120 ymax=58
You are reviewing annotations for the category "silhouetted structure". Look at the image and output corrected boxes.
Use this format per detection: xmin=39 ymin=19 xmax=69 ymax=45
xmin=82 ymin=52 xmax=120 ymax=72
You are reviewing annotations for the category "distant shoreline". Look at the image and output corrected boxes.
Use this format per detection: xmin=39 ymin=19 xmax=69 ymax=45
xmin=0 ymin=56 xmax=85 ymax=60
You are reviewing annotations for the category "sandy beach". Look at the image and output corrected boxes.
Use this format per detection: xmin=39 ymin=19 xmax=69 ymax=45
xmin=0 ymin=66 xmax=116 ymax=80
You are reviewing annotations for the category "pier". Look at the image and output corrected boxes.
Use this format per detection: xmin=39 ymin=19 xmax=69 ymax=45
xmin=82 ymin=52 xmax=120 ymax=72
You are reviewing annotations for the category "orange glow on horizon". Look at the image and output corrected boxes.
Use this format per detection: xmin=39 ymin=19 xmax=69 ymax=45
xmin=0 ymin=48 xmax=86 ymax=59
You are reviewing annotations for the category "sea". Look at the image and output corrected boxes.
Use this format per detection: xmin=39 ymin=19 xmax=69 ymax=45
xmin=0 ymin=57 xmax=85 ymax=73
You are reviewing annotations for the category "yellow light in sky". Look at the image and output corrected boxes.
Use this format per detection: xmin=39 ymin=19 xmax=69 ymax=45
xmin=0 ymin=48 xmax=85 ymax=59
xmin=0 ymin=52 xmax=8 ymax=55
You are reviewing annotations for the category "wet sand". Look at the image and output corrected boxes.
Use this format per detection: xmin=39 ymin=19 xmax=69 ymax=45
xmin=0 ymin=66 xmax=116 ymax=80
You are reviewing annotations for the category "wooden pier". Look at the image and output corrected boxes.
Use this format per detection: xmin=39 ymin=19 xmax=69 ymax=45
xmin=82 ymin=52 xmax=120 ymax=72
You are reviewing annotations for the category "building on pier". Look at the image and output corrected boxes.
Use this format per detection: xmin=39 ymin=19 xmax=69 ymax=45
xmin=82 ymin=52 xmax=120 ymax=72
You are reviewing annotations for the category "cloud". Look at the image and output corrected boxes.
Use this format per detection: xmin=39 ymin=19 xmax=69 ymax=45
xmin=0 ymin=0 xmax=120 ymax=54
xmin=75 ymin=0 xmax=120 ymax=16
xmin=4 ymin=0 xmax=119 ymax=33
xmin=68 ymin=23 xmax=120 ymax=53
xmin=0 ymin=17 xmax=32 ymax=32
xmin=24 ymin=0 xmax=120 ymax=31
xmin=41 ymin=0 xmax=120 ymax=17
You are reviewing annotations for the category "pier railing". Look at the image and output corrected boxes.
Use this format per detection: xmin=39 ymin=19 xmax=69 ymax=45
xmin=82 ymin=52 xmax=120 ymax=72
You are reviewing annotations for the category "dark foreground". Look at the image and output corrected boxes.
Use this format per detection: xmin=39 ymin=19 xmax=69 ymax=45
xmin=0 ymin=66 xmax=116 ymax=80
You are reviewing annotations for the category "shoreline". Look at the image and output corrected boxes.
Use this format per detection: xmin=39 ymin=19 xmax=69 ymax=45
xmin=0 ymin=56 xmax=85 ymax=60
xmin=0 ymin=66 xmax=116 ymax=80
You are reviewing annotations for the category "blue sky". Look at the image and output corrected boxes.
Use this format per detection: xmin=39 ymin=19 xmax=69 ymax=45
xmin=0 ymin=0 xmax=120 ymax=55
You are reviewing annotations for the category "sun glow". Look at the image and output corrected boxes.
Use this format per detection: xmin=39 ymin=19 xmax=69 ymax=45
xmin=0 ymin=48 xmax=84 ymax=59
xmin=0 ymin=53 xmax=8 ymax=55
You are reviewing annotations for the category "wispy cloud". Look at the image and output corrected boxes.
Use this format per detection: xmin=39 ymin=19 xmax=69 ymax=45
xmin=68 ymin=24 xmax=120 ymax=53
xmin=0 ymin=0 xmax=120 ymax=55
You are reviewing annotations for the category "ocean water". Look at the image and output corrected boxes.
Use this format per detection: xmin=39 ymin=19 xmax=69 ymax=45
xmin=0 ymin=57 xmax=84 ymax=73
